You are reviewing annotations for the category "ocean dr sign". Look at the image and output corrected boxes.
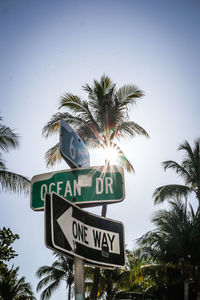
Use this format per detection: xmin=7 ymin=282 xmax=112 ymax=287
xmin=31 ymin=165 xmax=125 ymax=211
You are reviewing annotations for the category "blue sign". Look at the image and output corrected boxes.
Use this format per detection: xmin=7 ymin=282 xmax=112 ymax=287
xmin=60 ymin=120 xmax=90 ymax=168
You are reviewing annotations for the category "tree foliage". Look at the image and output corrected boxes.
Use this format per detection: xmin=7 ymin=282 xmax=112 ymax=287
xmin=36 ymin=252 xmax=74 ymax=300
xmin=42 ymin=74 xmax=149 ymax=172
xmin=0 ymin=116 xmax=30 ymax=195
xmin=0 ymin=265 xmax=36 ymax=300
xmin=153 ymin=139 xmax=200 ymax=206
xmin=137 ymin=199 xmax=200 ymax=299
xmin=0 ymin=227 xmax=19 ymax=272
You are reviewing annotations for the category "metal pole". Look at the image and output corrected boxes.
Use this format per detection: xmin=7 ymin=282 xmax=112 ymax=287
xmin=59 ymin=120 xmax=90 ymax=300
xmin=74 ymin=257 xmax=85 ymax=300
xmin=91 ymin=160 xmax=109 ymax=299
xmin=73 ymin=168 xmax=85 ymax=299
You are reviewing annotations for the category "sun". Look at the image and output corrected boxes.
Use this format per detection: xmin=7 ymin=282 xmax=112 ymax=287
xmin=101 ymin=144 xmax=120 ymax=165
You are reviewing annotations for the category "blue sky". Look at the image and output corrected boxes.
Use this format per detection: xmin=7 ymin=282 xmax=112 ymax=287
xmin=0 ymin=0 xmax=200 ymax=298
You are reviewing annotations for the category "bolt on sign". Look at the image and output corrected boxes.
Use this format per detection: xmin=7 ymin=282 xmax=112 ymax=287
xmin=31 ymin=165 xmax=125 ymax=211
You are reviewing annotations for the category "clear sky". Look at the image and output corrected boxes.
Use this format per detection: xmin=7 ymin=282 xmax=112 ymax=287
xmin=0 ymin=0 xmax=200 ymax=298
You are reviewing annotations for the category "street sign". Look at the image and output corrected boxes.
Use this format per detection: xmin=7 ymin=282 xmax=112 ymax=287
xmin=31 ymin=165 xmax=125 ymax=211
xmin=45 ymin=192 xmax=125 ymax=267
xmin=60 ymin=120 xmax=90 ymax=168
xmin=45 ymin=193 xmax=115 ymax=269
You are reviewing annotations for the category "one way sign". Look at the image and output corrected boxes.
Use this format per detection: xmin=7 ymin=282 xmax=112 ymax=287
xmin=45 ymin=192 xmax=125 ymax=268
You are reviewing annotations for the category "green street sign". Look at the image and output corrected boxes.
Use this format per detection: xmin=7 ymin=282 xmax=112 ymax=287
xmin=31 ymin=165 xmax=125 ymax=211
xmin=60 ymin=120 xmax=90 ymax=168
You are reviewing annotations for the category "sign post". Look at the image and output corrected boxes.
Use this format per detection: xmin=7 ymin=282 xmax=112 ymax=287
xmin=60 ymin=119 xmax=89 ymax=300
xmin=74 ymin=257 xmax=85 ymax=300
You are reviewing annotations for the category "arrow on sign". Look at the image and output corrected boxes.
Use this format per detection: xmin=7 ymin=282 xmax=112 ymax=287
xmin=57 ymin=207 xmax=120 ymax=254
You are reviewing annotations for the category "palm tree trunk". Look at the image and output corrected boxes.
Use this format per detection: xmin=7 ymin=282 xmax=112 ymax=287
xmin=197 ymin=292 xmax=200 ymax=300
xmin=105 ymin=270 xmax=112 ymax=300
xmin=91 ymin=268 xmax=100 ymax=300
xmin=68 ymin=283 xmax=71 ymax=300
xmin=184 ymin=281 xmax=189 ymax=300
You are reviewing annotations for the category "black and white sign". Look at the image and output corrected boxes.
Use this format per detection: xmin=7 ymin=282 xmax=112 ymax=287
xmin=45 ymin=192 xmax=125 ymax=267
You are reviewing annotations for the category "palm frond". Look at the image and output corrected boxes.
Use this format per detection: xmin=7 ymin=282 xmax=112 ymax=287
xmin=40 ymin=280 xmax=61 ymax=300
xmin=36 ymin=273 xmax=62 ymax=292
xmin=118 ymin=155 xmax=134 ymax=173
xmin=117 ymin=85 xmax=144 ymax=107
xmin=162 ymin=160 xmax=192 ymax=184
xmin=59 ymin=93 xmax=89 ymax=113
xmin=100 ymin=74 xmax=114 ymax=90
xmin=193 ymin=138 xmax=200 ymax=158
xmin=0 ymin=170 xmax=30 ymax=195
xmin=83 ymin=75 xmax=115 ymax=111
xmin=60 ymin=95 xmax=102 ymax=134
xmin=153 ymin=184 xmax=192 ymax=205
xmin=112 ymin=143 xmax=135 ymax=173
xmin=82 ymin=83 xmax=93 ymax=94
xmin=36 ymin=266 xmax=55 ymax=279
xmin=0 ymin=266 xmax=36 ymax=299
xmin=76 ymin=125 xmax=103 ymax=148
xmin=113 ymin=121 xmax=149 ymax=140
xmin=42 ymin=112 xmax=79 ymax=138
xmin=0 ymin=155 xmax=6 ymax=170
xmin=178 ymin=140 xmax=194 ymax=161
xmin=94 ymin=74 xmax=115 ymax=98
xmin=152 ymin=199 xmax=188 ymax=228
xmin=36 ymin=253 xmax=74 ymax=300
xmin=13 ymin=276 xmax=35 ymax=297
xmin=0 ymin=124 xmax=19 ymax=152
xmin=192 ymin=139 xmax=200 ymax=180
xmin=44 ymin=143 xmax=62 ymax=168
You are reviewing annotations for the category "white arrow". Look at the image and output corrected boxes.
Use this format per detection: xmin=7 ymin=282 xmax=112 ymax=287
xmin=57 ymin=207 xmax=120 ymax=254
xmin=57 ymin=207 xmax=75 ymax=250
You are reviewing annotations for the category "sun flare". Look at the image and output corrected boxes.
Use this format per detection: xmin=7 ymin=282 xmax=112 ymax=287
xmin=101 ymin=145 xmax=120 ymax=165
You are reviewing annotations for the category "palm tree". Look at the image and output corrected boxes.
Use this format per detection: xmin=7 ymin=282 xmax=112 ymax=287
xmin=0 ymin=116 xmax=30 ymax=194
xmin=99 ymin=269 xmax=124 ymax=300
xmin=137 ymin=199 xmax=200 ymax=300
xmin=86 ymin=267 xmax=125 ymax=300
xmin=0 ymin=265 xmax=36 ymax=300
xmin=153 ymin=139 xmax=200 ymax=207
xmin=85 ymin=250 xmax=141 ymax=300
xmin=42 ymin=74 xmax=149 ymax=171
xmin=118 ymin=249 xmax=151 ymax=295
xmin=36 ymin=252 xmax=74 ymax=300
xmin=42 ymin=75 xmax=149 ymax=300
xmin=136 ymin=263 xmax=184 ymax=299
